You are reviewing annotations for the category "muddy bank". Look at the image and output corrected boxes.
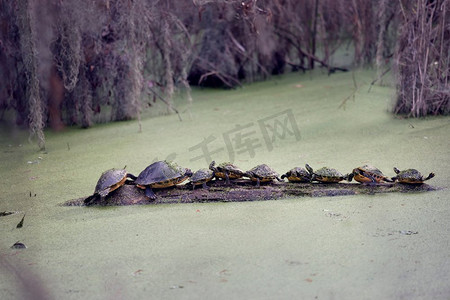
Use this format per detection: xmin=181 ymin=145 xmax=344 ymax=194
xmin=64 ymin=180 xmax=440 ymax=206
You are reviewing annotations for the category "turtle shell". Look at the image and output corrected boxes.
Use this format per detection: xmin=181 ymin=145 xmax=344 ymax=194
xmin=209 ymin=161 xmax=245 ymax=180
xmin=190 ymin=168 xmax=215 ymax=186
xmin=306 ymin=164 xmax=347 ymax=183
xmin=392 ymin=167 xmax=435 ymax=184
xmin=246 ymin=164 xmax=280 ymax=182
xmin=352 ymin=165 xmax=392 ymax=183
xmin=135 ymin=161 xmax=192 ymax=189
xmin=94 ymin=168 xmax=128 ymax=197
xmin=281 ymin=167 xmax=311 ymax=183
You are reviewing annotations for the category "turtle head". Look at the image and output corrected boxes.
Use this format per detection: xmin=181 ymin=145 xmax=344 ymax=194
xmin=393 ymin=167 xmax=401 ymax=174
xmin=347 ymin=173 xmax=354 ymax=182
xmin=127 ymin=173 xmax=137 ymax=181
xmin=209 ymin=161 xmax=216 ymax=171
xmin=352 ymin=167 xmax=364 ymax=177
xmin=305 ymin=164 xmax=314 ymax=175
xmin=424 ymin=172 xmax=435 ymax=181
xmin=184 ymin=168 xmax=193 ymax=177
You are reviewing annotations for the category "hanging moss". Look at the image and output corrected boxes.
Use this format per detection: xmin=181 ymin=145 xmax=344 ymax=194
xmin=17 ymin=0 xmax=46 ymax=150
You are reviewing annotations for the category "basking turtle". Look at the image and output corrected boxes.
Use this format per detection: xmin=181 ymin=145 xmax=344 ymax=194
xmin=84 ymin=168 xmax=136 ymax=205
xmin=135 ymin=161 xmax=192 ymax=199
xmin=305 ymin=164 xmax=350 ymax=183
xmin=209 ymin=161 xmax=245 ymax=184
xmin=245 ymin=164 xmax=282 ymax=187
xmin=281 ymin=167 xmax=311 ymax=183
xmin=190 ymin=168 xmax=215 ymax=190
xmin=350 ymin=165 xmax=393 ymax=184
xmin=392 ymin=167 xmax=435 ymax=184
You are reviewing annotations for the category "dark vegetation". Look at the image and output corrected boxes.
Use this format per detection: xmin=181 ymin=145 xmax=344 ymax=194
xmin=0 ymin=0 xmax=449 ymax=150
xmin=394 ymin=0 xmax=450 ymax=117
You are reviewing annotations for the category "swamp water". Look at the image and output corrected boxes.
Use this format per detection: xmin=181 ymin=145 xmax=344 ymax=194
xmin=1 ymin=70 xmax=450 ymax=299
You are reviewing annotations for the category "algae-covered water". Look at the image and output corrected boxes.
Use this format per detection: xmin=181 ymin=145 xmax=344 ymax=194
xmin=1 ymin=69 xmax=449 ymax=299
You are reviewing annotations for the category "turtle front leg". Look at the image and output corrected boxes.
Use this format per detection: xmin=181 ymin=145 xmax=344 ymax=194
xmin=225 ymin=171 xmax=230 ymax=185
xmin=202 ymin=182 xmax=209 ymax=189
xmin=359 ymin=170 xmax=377 ymax=185
xmin=365 ymin=179 xmax=378 ymax=186
xmin=256 ymin=178 xmax=261 ymax=188
xmin=144 ymin=187 xmax=157 ymax=200
xmin=364 ymin=177 xmax=377 ymax=186
xmin=84 ymin=194 xmax=99 ymax=206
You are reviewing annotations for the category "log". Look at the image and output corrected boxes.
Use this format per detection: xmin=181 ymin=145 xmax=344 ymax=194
xmin=63 ymin=180 xmax=440 ymax=207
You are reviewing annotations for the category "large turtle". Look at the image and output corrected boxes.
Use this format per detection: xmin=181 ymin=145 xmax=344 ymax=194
xmin=135 ymin=161 xmax=192 ymax=199
xmin=245 ymin=164 xmax=282 ymax=187
xmin=281 ymin=167 xmax=311 ymax=183
xmin=84 ymin=168 xmax=136 ymax=205
xmin=350 ymin=165 xmax=393 ymax=184
xmin=305 ymin=164 xmax=350 ymax=183
xmin=392 ymin=167 xmax=435 ymax=184
xmin=209 ymin=161 xmax=245 ymax=184
xmin=189 ymin=168 xmax=215 ymax=190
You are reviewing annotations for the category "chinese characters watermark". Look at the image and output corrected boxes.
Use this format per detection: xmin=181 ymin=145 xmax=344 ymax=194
xmin=189 ymin=109 xmax=301 ymax=164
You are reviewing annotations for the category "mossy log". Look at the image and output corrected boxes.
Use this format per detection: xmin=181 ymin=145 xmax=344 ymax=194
xmin=63 ymin=180 xmax=440 ymax=207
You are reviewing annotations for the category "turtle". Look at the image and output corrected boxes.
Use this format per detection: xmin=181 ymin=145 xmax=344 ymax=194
xmin=281 ymin=167 xmax=312 ymax=183
xmin=209 ymin=161 xmax=245 ymax=184
xmin=189 ymin=168 xmax=215 ymax=190
xmin=135 ymin=161 xmax=193 ymax=199
xmin=305 ymin=164 xmax=350 ymax=183
xmin=245 ymin=164 xmax=282 ymax=187
xmin=391 ymin=167 xmax=435 ymax=184
xmin=84 ymin=168 xmax=136 ymax=205
xmin=350 ymin=165 xmax=393 ymax=184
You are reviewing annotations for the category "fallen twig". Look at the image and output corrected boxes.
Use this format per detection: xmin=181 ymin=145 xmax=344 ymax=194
xmin=147 ymin=87 xmax=182 ymax=122
xmin=339 ymin=70 xmax=359 ymax=109
xmin=368 ymin=67 xmax=391 ymax=92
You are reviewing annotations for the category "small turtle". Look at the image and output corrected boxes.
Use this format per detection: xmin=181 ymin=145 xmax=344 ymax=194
xmin=392 ymin=167 xmax=435 ymax=184
xmin=135 ymin=161 xmax=192 ymax=199
xmin=84 ymin=168 xmax=136 ymax=205
xmin=190 ymin=168 xmax=215 ymax=190
xmin=350 ymin=165 xmax=393 ymax=184
xmin=305 ymin=164 xmax=350 ymax=183
xmin=209 ymin=161 xmax=245 ymax=184
xmin=245 ymin=164 xmax=282 ymax=187
xmin=281 ymin=167 xmax=311 ymax=183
